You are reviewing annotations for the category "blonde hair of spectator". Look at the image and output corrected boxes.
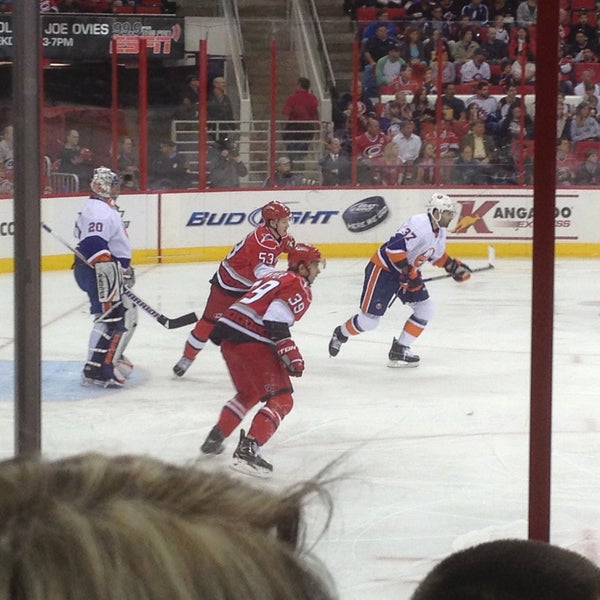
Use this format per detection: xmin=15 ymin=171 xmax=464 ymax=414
xmin=0 ymin=452 xmax=337 ymax=600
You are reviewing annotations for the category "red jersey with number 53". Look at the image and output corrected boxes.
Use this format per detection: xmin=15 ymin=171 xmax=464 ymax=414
xmin=217 ymin=271 xmax=312 ymax=344
xmin=215 ymin=224 xmax=291 ymax=294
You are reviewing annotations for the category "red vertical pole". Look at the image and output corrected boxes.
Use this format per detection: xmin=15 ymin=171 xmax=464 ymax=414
xmin=528 ymin=0 xmax=559 ymax=544
xmin=434 ymin=39 xmax=443 ymax=185
xmin=351 ymin=39 xmax=359 ymax=186
xmin=268 ymin=39 xmax=277 ymax=185
xmin=517 ymin=46 xmax=528 ymax=184
xmin=198 ymin=38 xmax=208 ymax=190
xmin=111 ymin=37 xmax=119 ymax=173
xmin=138 ymin=37 xmax=148 ymax=190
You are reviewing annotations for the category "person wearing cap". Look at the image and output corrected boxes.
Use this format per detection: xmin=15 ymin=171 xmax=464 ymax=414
xmin=375 ymin=41 xmax=406 ymax=87
xmin=263 ymin=156 xmax=315 ymax=187
xmin=149 ymin=140 xmax=194 ymax=189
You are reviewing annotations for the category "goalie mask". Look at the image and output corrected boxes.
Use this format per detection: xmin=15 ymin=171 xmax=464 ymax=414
xmin=91 ymin=167 xmax=120 ymax=201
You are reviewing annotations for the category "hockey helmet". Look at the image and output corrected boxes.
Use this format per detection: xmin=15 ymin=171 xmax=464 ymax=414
xmin=288 ymin=243 xmax=323 ymax=272
xmin=261 ymin=200 xmax=291 ymax=223
xmin=91 ymin=167 xmax=119 ymax=200
xmin=426 ymin=193 xmax=456 ymax=216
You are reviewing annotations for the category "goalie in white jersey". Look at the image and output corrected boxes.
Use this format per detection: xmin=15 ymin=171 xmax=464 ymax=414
xmin=328 ymin=193 xmax=471 ymax=367
xmin=74 ymin=167 xmax=137 ymax=387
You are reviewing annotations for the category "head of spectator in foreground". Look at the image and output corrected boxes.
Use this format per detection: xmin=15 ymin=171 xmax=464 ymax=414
xmin=411 ymin=538 xmax=600 ymax=600
xmin=0 ymin=452 xmax=336 ymax=600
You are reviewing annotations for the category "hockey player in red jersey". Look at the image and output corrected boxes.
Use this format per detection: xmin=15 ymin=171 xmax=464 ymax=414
xmin=199 ymin=243 xmax=324 ymax=476
xmin=172 ymin=201 xmax=295 ymax=377
xmin=328 ymin=193 xmax=471 ymax=367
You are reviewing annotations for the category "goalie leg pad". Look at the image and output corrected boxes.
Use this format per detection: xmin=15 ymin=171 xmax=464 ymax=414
xmin=95 ymin=260 xmax=123 ymax=304
xmin=113 ymin=295 xmax=138 ymax=375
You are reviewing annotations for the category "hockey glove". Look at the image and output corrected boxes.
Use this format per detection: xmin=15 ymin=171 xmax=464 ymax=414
xmin=444 ymin=257 xmax=472 ymax=282
xmin=123 ymin=265 xmax=135 ymax=288
xmin=399 ymin=267 xmax=423 ymax=292
xmin=282 ymin=235 xmax=296 ymax=252
xmin=275 ymin=338 xmax=304 ymax=377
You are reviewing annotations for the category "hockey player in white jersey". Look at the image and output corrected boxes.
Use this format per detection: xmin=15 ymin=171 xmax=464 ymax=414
xmin=74 ymin=167 xmax=137 ymax=387
xmin=328 ymin=193 xmax=471 ymax=367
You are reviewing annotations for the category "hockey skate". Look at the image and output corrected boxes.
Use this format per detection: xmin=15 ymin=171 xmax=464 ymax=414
xmin=200 ymin=426 xmax=225 ymax=455
xmin=387 ymin=338 xmax=420 ymax=368
xmin=173 ymin=356 xmax=193 ymax=377
xmin=81 ymin=363 xmax=125 ymax=388
xmin=232 ymin=429 xmax=273 ymax=477
xmin=328 ymin=326 xmax=348 ymax=357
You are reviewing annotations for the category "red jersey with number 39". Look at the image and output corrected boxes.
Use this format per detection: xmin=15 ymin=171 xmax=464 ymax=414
xmin=218 ymin=271 xmax=312 ymax=344
xmin=216 ymin=224 xmax=291 ymax=294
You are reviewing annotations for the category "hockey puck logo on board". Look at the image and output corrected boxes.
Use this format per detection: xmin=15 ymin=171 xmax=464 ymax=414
xmin=342 ymin=196 xmax=389 ymax=232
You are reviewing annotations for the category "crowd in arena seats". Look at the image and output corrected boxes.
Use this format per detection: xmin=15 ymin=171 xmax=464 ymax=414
xmin=323 ymin=0 xmax=600 ymax=187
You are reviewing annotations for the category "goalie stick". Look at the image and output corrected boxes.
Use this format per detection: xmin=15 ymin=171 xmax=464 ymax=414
xmin=41 ymin=223 xmax=198 ymax=330
xmin=389 ymin=245 xmax=496 ymax=307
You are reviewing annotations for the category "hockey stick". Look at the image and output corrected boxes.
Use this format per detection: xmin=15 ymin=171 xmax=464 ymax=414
xmin=422 ymin=245 xmax=496 ymax=283
xmin=389 ymin=245 xmax=496 ymax=307
xmin=41 ymin=223 xmax=198 ymax=329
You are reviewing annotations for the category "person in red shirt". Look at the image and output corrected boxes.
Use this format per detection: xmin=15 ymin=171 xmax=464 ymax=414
xmin=282 ymin=77 xmax=320 ymax=164
xmin=172 ymin=201 xmax=295 ymax=377
xmin=199 ymin=243 xmax=324 ymax=476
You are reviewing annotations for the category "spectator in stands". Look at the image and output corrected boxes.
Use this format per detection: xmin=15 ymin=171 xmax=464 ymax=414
xmin=423 ymin=28 xmax=450 ymax=64
xmin=496 ymin=83 xmax=519 ymax=120
xmin=0 ymin=161 xmax=13 ymax=195
xmin=451 ymin=143 xmax=486 ymax=184
xmin=206 ymin=138 xmax=248 ymax=188
xmin=0 ymin=123 xmax=13 ymax=171
xmin=430 ymin=47 xmax=456 ymax=86
xmin=461 ymin=0 xmax=489 ymax=27
xmin=497 ymin=100 xmax=534 ymax=147
xmin=574 ymin=46 xmax=599 ymax=66
xmin=174 ymin=74 xmax=199 ymax=119
xmin=466 ymin=81 xmax=499 ymax=132
xmin=581 ymin=81 xmax=600 ymax=116
xmin=558 ymin=41 xmax=574 ymax=94
xmin=515 ymin=0 xmax=536 ymax=29
xmin=282 ymin=76 xmax=320 ymax=165
xmin=480 ymin=26 xmax=508 ymax=65
xmin=362 ymin=25 xmax=398 ymax=96
xmin=568 ymin=10 xmax=597 ymax=50
xmin=372 ymin=141 xmax=404 ymax=185
xmin=149 ymin=139 xmax=194 ymax=189
xmin=424 ymin=114 xmax=460 ymax=159
xmin=556 ymin=137 xmax=576 ymax=185
xmin=508 ymin=26 xmax=536 ymax=85
xmin=399 ymin=27 xmax=427 ymax=75
xmin=423 ymin=4 xmax=445 ymax=37
xmin=379 ymin=100 xmax=404 ymax=138
xmin=454 ymin=101 xmax=482 ymax=138
xmin=362 ymin=8 xmax=399 ymax=40
xmin=57 ymin=128 xmax=94 ymax=184
xmin=117 ymin=136 xmax=139 ymax=190
xmin=571 ymin=101 xmax=600 ymax=142
xmin=491 ymin=13 xmax=510 ymax=44
xmin=442 ymin=82 xmax=466 ymax=121
xmin=557 ymin=97 xmax=573 ymax=141
xmin=460 ymin=118 xmax=497 ymax=168
xmin=333 ymin=80 xmax=374 ymax=131
xmin=460 ymin=47 xmax=491 ymax=84
xmin=391 ymin=119 xmax=422 ymax=184
xmin=414 ymin=141 xmax=436 ymax=184
xmin=319 ymin=137 xmax=351 ymax=186
xmin=574 ymin=146 xmax=600 ymax=185
xmin=410 ymin=539 xmax=600 ymax=600
xmin=263 ymin=156 xmax=316 ymax=187
xmin=410 ymin=87 xmax=436 ymax=134
xmin=207 ymin=76 xmax=236 ymax=146
xmin=420 ymin=67 xmax=437 ymax=94
xmin=375 ymin=41 xmax=406 ymax=88
xmin=449 ymin=27 xmax=479 ymax=67
xmin=383 ymin=90 xmax=414 ymax=122
xmin=355 ymin=116 xmax=387 ymax=184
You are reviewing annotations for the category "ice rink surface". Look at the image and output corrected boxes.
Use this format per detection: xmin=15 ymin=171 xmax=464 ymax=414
xmin=2 ymin=255 xmax=600 ymax=599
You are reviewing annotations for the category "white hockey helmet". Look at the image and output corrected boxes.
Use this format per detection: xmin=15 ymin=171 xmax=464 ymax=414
xmin=91 ymin=167 xmax=120 ymax=201
xmin=427 ymin=193 xmax=456 ymax=216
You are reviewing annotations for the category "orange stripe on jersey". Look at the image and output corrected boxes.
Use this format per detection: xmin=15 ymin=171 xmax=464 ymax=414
xmin=404 ymin=318 xmax=425 ymax=338
xmin=370 ymin=252 xmax=388 ymax=270
xmin=385 ymin=247 xmax=407 ymax=266
xmin=433 ymin=252 xmax=449 ymax=268
xmin=360 ymin=264 xmax=382 ymax=313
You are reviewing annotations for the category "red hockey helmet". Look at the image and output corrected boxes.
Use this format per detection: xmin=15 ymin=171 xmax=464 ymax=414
xmin=288 ymin=243 xmax=323 ymax=271
xmin=261 ymin=200 xmax=291 ymax=223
